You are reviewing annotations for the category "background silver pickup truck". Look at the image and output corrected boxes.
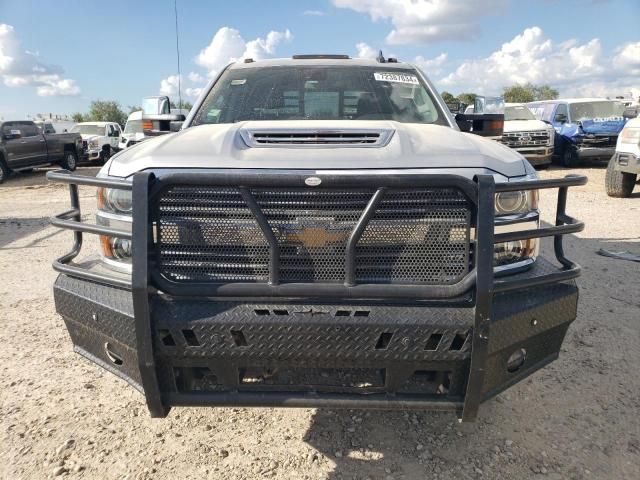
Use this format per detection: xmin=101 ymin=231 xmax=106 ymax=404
xmin=47 ymin=55 xmax=585 ymax=422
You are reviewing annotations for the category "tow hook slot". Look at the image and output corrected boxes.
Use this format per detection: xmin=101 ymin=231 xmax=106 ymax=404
xmin=104 ymin=342 xmax=124 ymax=366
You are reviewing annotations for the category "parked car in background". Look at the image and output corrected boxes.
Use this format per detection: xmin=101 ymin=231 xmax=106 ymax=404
xmin=70 ymin=121 xmax=122 ymax=164
xmin=527 ymin=98 xmax=626 ymax=167
xmin=606 ymin=116 xmax=640 ymax=197
xmin=0 ymin=120 xmax=82 ymax=183
xmin=119 ymin=111 xmax=145 ymax=149
xmin=500 ymin=103 xmax=554 ymax=168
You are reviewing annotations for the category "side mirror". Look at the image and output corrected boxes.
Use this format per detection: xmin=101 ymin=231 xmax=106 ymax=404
xmin=170 ymin=121 xmax=184 ymax=132
xmin=4 ymin=129 xmax=22 ymax=140
xmin=555 ymin=114 xmax=567 ymax=124
xmin=455 ymin=113 xmax=472 ymax=132
xmin=455 ymin=113 xmax=504 ymax=137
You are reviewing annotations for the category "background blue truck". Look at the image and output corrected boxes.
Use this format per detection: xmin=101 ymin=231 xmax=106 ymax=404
xmin=527 ymin=98 xmax=627 ymax=167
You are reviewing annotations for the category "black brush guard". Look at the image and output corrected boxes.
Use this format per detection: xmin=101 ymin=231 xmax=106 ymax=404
xmin=47 ymin=169 xmax=586 ymax=421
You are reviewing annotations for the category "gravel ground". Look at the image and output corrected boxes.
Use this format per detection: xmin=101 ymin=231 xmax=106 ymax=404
xmin=1 ymin=165 xmax=639 ymax=480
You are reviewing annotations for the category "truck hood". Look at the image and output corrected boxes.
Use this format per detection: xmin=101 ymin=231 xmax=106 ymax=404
xmin=503 ymin=119 xmax=550 ymax=132
xmin=578 ymin=117 xmax=627 ymax=135
xmin=80 ymin=134 xmax=100 ymax=141
xmin=558 ymin=117 xmax=628 ymax=140
xmin=107 ymin=121 xmax=527 ymax=178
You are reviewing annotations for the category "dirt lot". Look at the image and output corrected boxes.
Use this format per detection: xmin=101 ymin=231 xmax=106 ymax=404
xmin=1 ymin=165 xmax=639 ymax=480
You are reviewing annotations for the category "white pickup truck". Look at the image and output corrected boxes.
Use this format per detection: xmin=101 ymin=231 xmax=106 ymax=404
xmin=500 ymin=103 xmax=554 ymax=167
xmin=70 ymin=121 xmax=122 ymax=164
xmin=47 ymin=55 xmax=586 ymax=422
xmin=606 ymin=116 xmax=640 ymax=197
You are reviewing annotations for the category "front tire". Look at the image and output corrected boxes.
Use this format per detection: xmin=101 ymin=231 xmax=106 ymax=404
xmin=0 ymin=158 xmax=9 ymax=184
xmin=60 ymin=150 xmax=78 ymax=171
xmin=99 ymin=146 xmax=111 ymax=165
xmin=561 ymin=145 xmax=579 ymax=168
xmin=605 ymin=155 xmax=636 ymax=198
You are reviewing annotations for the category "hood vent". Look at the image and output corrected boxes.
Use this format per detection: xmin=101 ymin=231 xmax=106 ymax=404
xmin=240 ymin=128 xmax=394 ymax=148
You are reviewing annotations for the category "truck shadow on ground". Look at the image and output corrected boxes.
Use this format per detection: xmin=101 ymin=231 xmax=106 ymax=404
xmin=300 ymin=231 xmax=640 ymax=480
xmin=0 ymin=216 xmax=58 ymax=248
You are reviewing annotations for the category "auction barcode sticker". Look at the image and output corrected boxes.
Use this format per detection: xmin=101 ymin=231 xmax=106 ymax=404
xmin=374 ymin=72 xmax=420 ymax=85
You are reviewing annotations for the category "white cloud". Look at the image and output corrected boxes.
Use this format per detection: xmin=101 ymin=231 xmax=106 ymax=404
xmin=0 ymin=23 xmax=80 ymax=96
xmin=303 ymin=10 xmax=325 ymax=16
xmin=332 ymin=0 xmax=507 ymax=44
xmin=355 ymin=42 xmax=378 ymax=59
xmin=160 ymin=27 xmax=293 ymax=101
xmin=185 ymin=87 xmax=203 ymax=98
xmin=414 ymin=53 xmax=448 ymax=75
xmin=188 ymin=71 xmax=206 ymax=83
xmin=438 ymin=27 xmax=639 ymax=98
xmin=195 ymin=26 xmax=292 ymax=78
xmin=159 ymin=74 xmax=181 ymax=96
xmin=613 ymin=41 xmax=640 ymax=75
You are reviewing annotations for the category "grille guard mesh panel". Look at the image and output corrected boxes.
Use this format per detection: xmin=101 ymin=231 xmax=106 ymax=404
xmin=156 ymin=186 xmax=472 ymax=285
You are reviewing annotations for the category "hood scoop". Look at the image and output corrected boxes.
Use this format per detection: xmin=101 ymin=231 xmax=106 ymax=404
xmin=239 ymin=127 xmax=394 ymax=148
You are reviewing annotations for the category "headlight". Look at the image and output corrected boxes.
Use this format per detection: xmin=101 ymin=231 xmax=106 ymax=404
xmin=89 ymin=139 xmax=100 ymax=149
xmin=494 ymin=238 xmax=538 ymax=267
xmin=98 ymin=187 xmax=132 ymax=214
xmin=493 ymin=186 xmax=539 ymax=269
xmin=97 ymin=187 xmax=132 ymax=271
xmin=619 ymin=127 xmax=640 ymax=145
xmin=494 ymin=190 xmax=538 ymax=215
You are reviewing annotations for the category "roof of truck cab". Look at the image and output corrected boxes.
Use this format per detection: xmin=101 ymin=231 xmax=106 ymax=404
xmin=527 ymin=98 xmax=616 ymax=105
xmin=228 ymin=57 xmax=417 ymax=70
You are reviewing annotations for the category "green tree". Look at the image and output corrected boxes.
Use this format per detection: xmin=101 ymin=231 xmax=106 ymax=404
xmin=82 ymin=100 xmax=127 ymax=126
xmin=127 ymin=105 xmax=142 ymax=114
xmin=457 ymin=92 xmax=477 ymax=106
xmin=71 ymin=112 xmax=85 ymax=123
xmin=440 ymin=91 xmax=457 ymax=104
xmin=503 ymin=83 xmax=559 ymax=103
xmin=532 ymin=84 xmax=559 ymax=101
xmin=503 ymin=84 xmax=536 ymax=103
xmin=170 ymin=100 xmax=193 ymax=111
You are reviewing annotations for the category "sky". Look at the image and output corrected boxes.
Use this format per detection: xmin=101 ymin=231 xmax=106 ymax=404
xmin=1 ymin=0 xmax=639 ymax=119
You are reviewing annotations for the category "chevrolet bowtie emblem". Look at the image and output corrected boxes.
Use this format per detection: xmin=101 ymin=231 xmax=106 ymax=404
xmin=284 ymin=227 xmax=350 ymax=248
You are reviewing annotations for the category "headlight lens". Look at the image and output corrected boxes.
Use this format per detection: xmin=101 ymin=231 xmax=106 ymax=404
xmin=494 ymin=238 xmax=538 ymax=267
xmin=89 ymin=139 xmax=100 ymax=149
xmin=619 ymin=127 xmax=640 ymax=145
xmin=494 ymin=190 xmax=538 ymax=215
xmin=98 ymin=187 xmax=132 ymax=214
xmin=97 ymin=186 xmax=132 ymax=271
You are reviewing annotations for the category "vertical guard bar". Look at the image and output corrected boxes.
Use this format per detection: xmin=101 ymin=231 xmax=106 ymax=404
xmin=239 ymin=187 xmax=280 ymax=285
xmin=64 ymin=184 xmax=83 ymax=262
xmin=344 ymin=188 xmax=386 ymax=286
xmin=462 ymin=175 xmax=495 ymax=422
xmin=554 ymin=186 xmax=573 ymax=269
xmin=132 ymin=172 xmax=167 ymax=417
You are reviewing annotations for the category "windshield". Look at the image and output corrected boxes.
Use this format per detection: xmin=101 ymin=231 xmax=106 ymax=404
xmin=124 ymin=120 xmax=143 ymax=134
xmin=71 ymin=124 xmax=104 ymax=135
xmin=505 ymin=105 xmax=535 ymax=121
xmin=569 ymin=101 xmax=625 ymax=121
xmin=192 ymin=66 xmax=446 ymax=125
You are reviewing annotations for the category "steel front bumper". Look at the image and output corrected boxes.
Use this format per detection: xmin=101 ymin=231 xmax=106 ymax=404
xmin=576 ymin=145 xmax=615 ymax=160
xmin=46 ymin=170 xmax=586 ymax=421
xmin=516 ymin=147 xmax=553 ymax=166
xmin=613 ymin=151 xmax=640 ymax=174
xmin=53 ymin=260 xmax=577 ymax=419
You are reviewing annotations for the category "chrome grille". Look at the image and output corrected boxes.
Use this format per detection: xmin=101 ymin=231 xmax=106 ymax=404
xmin=501 ymin=130 xmax=550 ymax=147
xmin=156 ymin=186 xmax=472 ymax=285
